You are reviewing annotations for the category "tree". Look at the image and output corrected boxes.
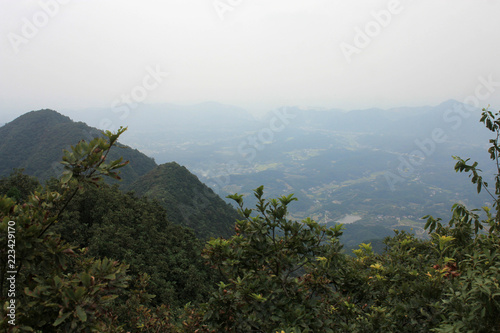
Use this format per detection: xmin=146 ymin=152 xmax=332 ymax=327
xmin=200 ymin=107 xmax=500 ymax=332
xmin=423 ymin=108 xmax=500 ymax=332
xmin=202 ymin=186 xmax=344 ymax=332
xmin=326 ymin=107 xmax=500 ymax=332
xmin=0 ymin=169 xmax=39 ymax=202
xmin=52 ymin=182 xmax=216 ymax=308
xmin=0 ymin=127 xmax=140 ymax=332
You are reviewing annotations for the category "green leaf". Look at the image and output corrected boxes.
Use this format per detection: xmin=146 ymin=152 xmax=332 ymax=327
xmin=75 ymin=305 xmax=87 ymax=322
xmin=100 ymin=294 xmax=118 ymax=302
xmin=53 ymin=276 xmax=62 ymax=289
xmin=53 ymin=312 xmax=71 ymax=326
xmin=60 ymin=171 xmax=73 ymax=184
xmin=80 ymin=273 xmax=92 ymax=288
xmin=74 ymin=286 xmax=86 ymax=300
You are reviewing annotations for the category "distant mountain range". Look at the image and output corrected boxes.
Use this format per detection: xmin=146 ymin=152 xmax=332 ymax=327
xmin=61 ymin=100 xmax=490 ymax=168
xmin=59 ymin=100 xmax=494 ymax=247
xmin=1 ymin=100 xmax=495 ymax=247
xmin=0 ymin=109 xmax=238 ymax=239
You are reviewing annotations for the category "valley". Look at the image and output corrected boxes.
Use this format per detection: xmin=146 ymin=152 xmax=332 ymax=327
xmin=63 ymin=100 xmax=494 ymax=248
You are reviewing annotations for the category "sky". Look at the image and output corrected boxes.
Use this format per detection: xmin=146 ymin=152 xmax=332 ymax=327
xmin=1 ymin=0 xmax=499 ymax=122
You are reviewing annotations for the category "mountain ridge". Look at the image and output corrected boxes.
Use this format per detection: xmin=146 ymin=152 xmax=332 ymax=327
xmin=0 ymin=109 xmax=157 ymax=186
xmin=0 ymin=109 xmax=239 ymax=239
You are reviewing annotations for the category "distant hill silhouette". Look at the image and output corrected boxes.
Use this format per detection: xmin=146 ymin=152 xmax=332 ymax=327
xmin=0 ymin=109 xmax=156 ymax=186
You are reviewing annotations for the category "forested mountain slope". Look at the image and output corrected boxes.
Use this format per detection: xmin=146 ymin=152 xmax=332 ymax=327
xmin=0 ymin=109 xmax=156 ymax=187
xmin=128 ymin=162 xmax=238 ymax=239
xmin=0 ymin=109 xmax=238 ymax=239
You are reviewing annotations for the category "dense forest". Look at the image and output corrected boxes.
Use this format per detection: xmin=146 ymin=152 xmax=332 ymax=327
xmin=129 ymin=162 xmax=238 ymax=239
xmin=1 ymin=108 xmax=500 ymax=332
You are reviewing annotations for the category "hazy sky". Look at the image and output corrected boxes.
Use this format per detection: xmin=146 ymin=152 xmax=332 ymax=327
xmin=1 ymin=0 xmax=499 ymax=122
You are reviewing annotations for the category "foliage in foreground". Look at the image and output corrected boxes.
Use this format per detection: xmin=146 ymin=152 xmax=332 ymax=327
xmin=1 ymin=108 xmax=500 ymax=332
xmin=199 ymin=107 xmax=500 ymax=332
xmin=202 ymin=186 xmax=344 ymax=332
xmin=53 ymin=182 xmax=216 ymax=308
xmin=0 ymin=128 xmax=135 ymax=331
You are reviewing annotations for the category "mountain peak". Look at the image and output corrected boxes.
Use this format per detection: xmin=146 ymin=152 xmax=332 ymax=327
xmin=0 ymin=109 xmax=156 ymax=185
xmin=7 ymin=109 xmax=73 ymax=128
xmin=436 ymin=99 xmax=462 ymax=108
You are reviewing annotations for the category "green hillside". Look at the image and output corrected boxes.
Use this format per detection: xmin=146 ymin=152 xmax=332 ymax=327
xmin=52 ymin=181 xmax=217 ymax=308
xmin=0 ymin=109 xmax=238 ymax=239
xmin=129 ymin=162 xmax=238 ymax=239
xmin=0 ymin=109 xmax=157 ymax=187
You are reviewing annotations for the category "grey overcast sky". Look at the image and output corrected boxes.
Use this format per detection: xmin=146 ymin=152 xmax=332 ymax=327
xmin=1 ymin=0 xmax=499 ymax=122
